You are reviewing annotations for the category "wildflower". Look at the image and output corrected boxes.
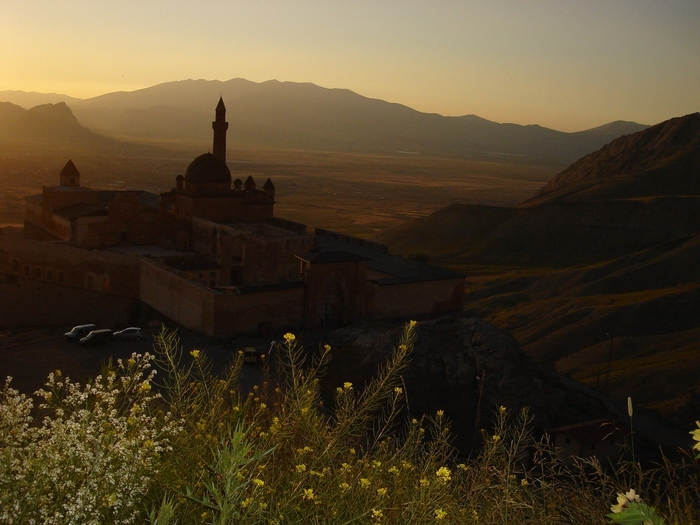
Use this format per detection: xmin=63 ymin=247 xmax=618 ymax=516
xmin=139 ymin=381 xmax=151 ymax=393
xmin=372 ymin=460 xmax=381 ymax=469
xmin=434 ymin=508 xmax=447 ymax=520
xmin=377 ymin=487 xmax=388 ymax=497
xmin=297 ymin=446 xmax=313 ymax=455
xmin=302 ymin=488 xmax=315 ymax=500
xmin=492 ymin=434 xmax=500 ymax=442
xmin=394 ymin=386 xmax=403 ymax=394
xmin=253 ymin=478 xmax=265 ymax=487
xmin=691 ymin=421 xmax=700 ymax=454
xmin=388 ymin=466 xmax=399 ymax=475
xmin=371 ymin=508 xmax=383 ymax=522
xmin=436 ymin=466 xmax=452 ymax=484
xmin=241 ymin=497 xmax=253 ymax=508
xmin=283 ymin=333 xmax=296 ymax=344
xmin=349 ymin=448 xmax=356 ymax=455
xmin=190 ymin=349 xmax=200 ymax=359
xmin=409 ymin=320 xmax=417 ymax=329
xmin=521 ymin=478 xmax=528 ymax=486
xmin=360 ymin=478 xmax=371 ymax=488
xmin=436 ymin=409 xmax=444 ymax=418
xmin=295 ymin=464 xmax=307 ymax=473
xmin=324 ymin=344 xmax=331 ymax=351
xmin=420 ymin=478 xmax=430 ymax=487
xmin=610 ymin=489 xmax=642 ymax=513
xmin=340 ymin=482 xmax=350 ymax=492
xmin=457 ymin=463 xmax=468 ymax=471
xmin=344 ymin=382 xmax=353 ymax=390
xmin=259 ymin=402 xmax=267 ymax=410
xmin=499 ymin=405 xmax=506 ymax=414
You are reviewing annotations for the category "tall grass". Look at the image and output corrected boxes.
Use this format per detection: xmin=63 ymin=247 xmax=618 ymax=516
xmin=1 ymin=322 xmax=699 ymax=524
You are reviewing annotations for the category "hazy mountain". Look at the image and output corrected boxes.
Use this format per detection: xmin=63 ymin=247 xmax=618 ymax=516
xmin=1 ymin=79 xmax=648 ymax=164
xmin=0 ymin=90 xmax=82 ymax=109
xmin=379 ymin=113 xmax=700 ymax=425
xmin=0 ymin=101 xmax=98 ymax=144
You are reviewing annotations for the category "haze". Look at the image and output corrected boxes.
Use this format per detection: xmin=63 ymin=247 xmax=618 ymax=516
xmin=1 ymin=0 xmax=698 ymax=132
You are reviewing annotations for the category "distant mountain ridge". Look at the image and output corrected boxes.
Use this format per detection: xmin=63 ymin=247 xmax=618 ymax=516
xmin=0 ymin=79 xmax=648 ymax=164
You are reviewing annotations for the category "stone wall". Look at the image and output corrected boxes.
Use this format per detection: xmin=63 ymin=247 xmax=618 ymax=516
xmin=0 ymin=235 xmax=141 ymax=298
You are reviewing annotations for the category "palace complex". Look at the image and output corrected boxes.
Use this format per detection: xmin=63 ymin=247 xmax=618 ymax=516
xmin=0 ymin=99 xmax=463 ymax=337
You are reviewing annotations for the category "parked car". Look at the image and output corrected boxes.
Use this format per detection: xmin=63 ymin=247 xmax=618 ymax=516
xmin=79 ymin=329 xmax=113 ymax=346
xmin=65 ymin=324 xmax=97 ymax=342
xmin=113 ymin=327 xmax=144 ymax=341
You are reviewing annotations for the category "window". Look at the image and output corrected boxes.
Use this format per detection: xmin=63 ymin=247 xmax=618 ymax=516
xmin=11 ymin=259 xmax=19 ymax=273
xmin=46 ymin=269 xmax=53 ymax=281
xmin=34 ymin=267 xmax=42 ymax=279
xmin=57 ymin=271 xmax=64 ymax=283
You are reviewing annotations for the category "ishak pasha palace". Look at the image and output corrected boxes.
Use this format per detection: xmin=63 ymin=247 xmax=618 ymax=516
xmin=0 ymin=99 xmax=464 ymax=337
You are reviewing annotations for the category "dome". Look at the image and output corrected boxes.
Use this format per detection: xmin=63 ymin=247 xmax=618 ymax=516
xmin=184 ymin=153 xmax=231 ymax=185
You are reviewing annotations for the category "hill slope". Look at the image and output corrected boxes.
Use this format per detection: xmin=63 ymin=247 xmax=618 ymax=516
xmin=379 ymin=113 xmax=700 ymax=425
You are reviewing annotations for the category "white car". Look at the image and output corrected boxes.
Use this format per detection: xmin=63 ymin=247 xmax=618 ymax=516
xmin=113 ymin=327 xmax=144 ymax=341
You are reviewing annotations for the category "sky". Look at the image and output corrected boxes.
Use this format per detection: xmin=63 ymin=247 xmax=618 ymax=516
xmin=0 ymin=1 xmax=698 ymax=132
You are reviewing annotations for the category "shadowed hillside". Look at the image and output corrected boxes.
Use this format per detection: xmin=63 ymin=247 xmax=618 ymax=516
xmin=379 ymin=113 xmax=700 ymax=426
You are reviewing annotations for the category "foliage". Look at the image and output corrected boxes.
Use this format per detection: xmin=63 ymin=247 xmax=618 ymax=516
xmin=1 ymin=323 xmax=699 ymax=524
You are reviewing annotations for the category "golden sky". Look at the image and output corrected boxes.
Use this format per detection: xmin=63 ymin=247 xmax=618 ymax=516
xmin=1 ymin=0 xmax=698 ymax=131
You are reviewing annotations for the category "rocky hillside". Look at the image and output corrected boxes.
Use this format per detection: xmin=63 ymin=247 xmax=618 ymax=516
xmin=379 ymin=114 xmax=700 ymax=428
xmin=320 ymin=318 xmax=686 ymax=458
xmin=536 ymin=113 xmax=695 ymax=199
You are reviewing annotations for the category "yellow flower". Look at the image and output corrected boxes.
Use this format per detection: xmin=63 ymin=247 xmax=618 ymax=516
xmin=408 ymin=320 xmax=417 ymax=329
xmin=339 ymin=482 xmax=350 ymax=492
xmin=295 ymin=464 xmax=307 ymax=473
xmin=492 ymin=434 xmax=500 ymax=442
xmin=324 ymin=344 xmax=331 ymax=351
xmin=253 ymin=478 xmax=265 ymax=487
xmin=241 ymin=497 xmax=253 ymax=508
xmin=435 ymin=466 xmax=451 ymax=484
xmin=388 ymin=466 xmax=399 ymax=475
xmin=499 ymin=405 xmax=506 ymax=414
xmin=434 ymin=508 xmax=447 ymax=520
xmin=521 ymin=478 xmax=528 ymax=486
xmin=283 ymin=333 xmax=296 ymax=343
xmin=360 ymin=478 xmax=371 ymax=488
xmin=344 ymin=382 xmax=353 ymax=390
xmin=302 ymin=488 xmax=315 ymax=500
xmin=371 ymin=508 xmax=383 ymax=522
xmin=394 ymin=387 xmax=403 ymax=394
xmin=190 ymin=349 xmax=200 ymax=359
xmin=691 ymin=421 xmax=700 ymax=452
xmin=420 ymin=478 xmax=430 ymax=487
xmin=139 ymin=381 xmax=151 ymax=393
xmin=376 ymin=487 xmax=388 ymax=497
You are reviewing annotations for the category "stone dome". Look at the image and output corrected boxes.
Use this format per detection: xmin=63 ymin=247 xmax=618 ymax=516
xmin=184 ymin=153 xmax=231 ymax=185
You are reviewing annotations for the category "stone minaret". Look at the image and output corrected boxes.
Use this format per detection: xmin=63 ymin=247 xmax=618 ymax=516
xmin=212 ymin=96 xmax=228 ymax=163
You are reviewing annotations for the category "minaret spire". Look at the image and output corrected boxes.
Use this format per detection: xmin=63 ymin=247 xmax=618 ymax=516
xmin=212 ymin=96 xmax=228 ymax=163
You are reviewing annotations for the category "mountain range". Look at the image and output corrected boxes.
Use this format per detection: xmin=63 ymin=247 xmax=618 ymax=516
xmin=379 ymin=113 xmax=700 ymax=425
xmin=0 ymin=79 xmax=647 ymax=165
